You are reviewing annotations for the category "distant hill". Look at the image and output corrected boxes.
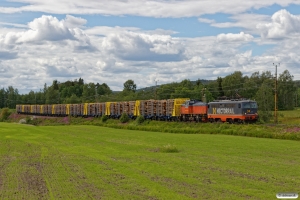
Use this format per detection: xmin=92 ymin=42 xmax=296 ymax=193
xmin=135 ymin=79 xmax=214 ymax=92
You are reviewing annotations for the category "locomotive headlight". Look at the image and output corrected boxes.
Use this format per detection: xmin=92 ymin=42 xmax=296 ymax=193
xmin=245 ymin=113 xmax=246 ymax=115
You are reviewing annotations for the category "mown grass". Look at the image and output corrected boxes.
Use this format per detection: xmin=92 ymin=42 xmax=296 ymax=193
xmin=278 ymin=108 xmax=300 ymax=125
xmin=0 ymin=123 xmax=299 ymax=199
xmin=5 ymin=108 xmax=300 ymax=142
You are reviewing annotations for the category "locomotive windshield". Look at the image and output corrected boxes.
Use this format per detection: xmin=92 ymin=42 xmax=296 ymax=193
xmin=242 ymin=102 xmax=257 ymax=108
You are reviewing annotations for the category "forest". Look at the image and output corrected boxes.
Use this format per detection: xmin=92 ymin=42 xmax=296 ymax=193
xmin=0 ymin=70 xmax=299 ymax=122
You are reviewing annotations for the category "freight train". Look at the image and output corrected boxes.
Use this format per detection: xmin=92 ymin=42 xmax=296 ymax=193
xmin=16 ymin=98 xmax=258 ymax=123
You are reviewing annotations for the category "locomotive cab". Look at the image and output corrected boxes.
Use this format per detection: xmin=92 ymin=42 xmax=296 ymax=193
xmin=241 ymin=101 xmax=258 ymax=122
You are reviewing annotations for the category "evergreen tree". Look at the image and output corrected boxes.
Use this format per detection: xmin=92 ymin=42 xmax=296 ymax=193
xmin=278 ymin=70 xmax=296 ymax=110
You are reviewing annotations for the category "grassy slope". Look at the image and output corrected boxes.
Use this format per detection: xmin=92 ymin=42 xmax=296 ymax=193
xmin=0 ymin=123 xmax=299 ymax=199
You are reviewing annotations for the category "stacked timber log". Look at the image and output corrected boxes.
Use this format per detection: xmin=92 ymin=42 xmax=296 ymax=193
xmin=40 ymin=105 xmax=47 ymax=114
xmin=70 ymin=104 xmax=75 ymax=116
xmin=88 ymin=103 xmax=95 ymax=116
xmin=166 ymin=99 xmax=174 ymax=117
xmin=115 ymin=102 xmax=123 ymax=116
xmin=36 ymin=105 xmax=41 ymax=114
xmin=139 ymin=100 xmax=146 ymax=116
xmin=16 ymin=105 xmax=21 ymax=113
xmin=55 ymin=104 xmax=61 ymax=115
xmin=61 ymin=104 xmax=66 ymax=116
xmin=146 ymin=100 xmax=155 ymax=117
xmin=75 ymin=104 xmax=82 ymax=116
xmin=96 ymin=103 xmax=105 ymax=116
xmin=110 ymin=102 xmax=116 ymax=116
xmin=128 ymin=101 xmax=135 ymax=116
xmin=47 ymin=105 xmax=52 ymax=115
xmin=156 ymin=100 xmax=166 ymax=117
xmin=31 ymin=105 xmax=37 ymax=114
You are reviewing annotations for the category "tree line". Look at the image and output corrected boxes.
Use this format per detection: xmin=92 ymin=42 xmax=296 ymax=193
xmin=0 ymin=70 xmax=298 ymax=118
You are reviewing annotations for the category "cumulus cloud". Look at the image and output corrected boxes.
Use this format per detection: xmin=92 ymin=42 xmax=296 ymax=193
xmin=228 ymin=51 xmax=253 ymax=67
xmin=0 ymin=1 xmax=299 ymax=17
xmin=257 ymin=9 xmax=300 ymax=39
xmin=217 ymin=32 xmax=254 ymax=43
xmin=1 ymin=7 xmax=300 ymax=93
xmin=102 ymin=32 xmax=185 ymax=62
xmin=0 ymin=15 xmax=90 ymax=45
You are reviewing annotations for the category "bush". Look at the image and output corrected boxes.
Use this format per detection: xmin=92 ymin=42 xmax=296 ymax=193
xmin=160 ymin=144 xmax=179 ymax=153
xmin=25 ymin=116 xmax=32 ymax=124
xmin=0 ymin=108 xmax=11 ymax=121
xmin=120 ymin=113 xmax=130 ymax=123
xmin=135 ymin=115 xmax=145 ymax=124
xmin=258 ymin=111 xmax=272 ymax=123
xmin=101 ymin=115 xmax=108 ymax=122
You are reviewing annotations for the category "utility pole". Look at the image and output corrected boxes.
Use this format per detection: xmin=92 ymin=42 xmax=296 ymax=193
xmin=202 ymin=88 xmax=206 ymax=102
xmin=155 ymin=79 xmax=159 ymax=100
xmin=273 ymin=63 xmax=279 ymax=124
xmin=95 ymin=86 xmax=98 ymax=102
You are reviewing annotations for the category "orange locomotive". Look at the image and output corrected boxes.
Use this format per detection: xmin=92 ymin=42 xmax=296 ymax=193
xmin=180 ymin=100 xmax=207 ymax=122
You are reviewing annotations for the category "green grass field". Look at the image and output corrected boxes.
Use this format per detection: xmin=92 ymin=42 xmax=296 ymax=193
xmin=0 ymin=123 xmax=299 ymax=199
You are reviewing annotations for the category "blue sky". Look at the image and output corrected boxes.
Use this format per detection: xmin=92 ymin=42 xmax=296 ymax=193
xmin=0 ymin=1 xmax=300 ymax=93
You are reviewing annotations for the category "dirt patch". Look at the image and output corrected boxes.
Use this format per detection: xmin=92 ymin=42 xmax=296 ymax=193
xmin=138 ymin=170 xmax=199 ymax=199
xmin=0 ymin=159 xmax=6 ymax=191
xmin=21 ymin=168 xmax=48 ymax=198
xmin=226 ymin=170 xmax=269 ymax=183
xmin=66 ymin=162 xmax=104 ymax=199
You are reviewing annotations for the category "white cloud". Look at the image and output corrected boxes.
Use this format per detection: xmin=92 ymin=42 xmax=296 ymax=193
xmin=211 ymin=13 xmax=270 ymax=35
xmin=85 ymin=26 xmax=141 ymax=36
xmin=1 ymin=8 xmax=300 ymax=93
xmin=101 ymin=32 xmax=185 ymax=61
xmin=0 ymin=15 xmax=90 ymax=45
xmin=228 ymin=51 xmax=253 ymax=67
xmin=217 ymin=32 xmax=254 ymax=43
xmin=63 ymin=15 xmax=87 ymax=28
xmin=0 ymin=1 xmax=299 ymax=17
xmin=198 ymin=18 xmax=215 ymax=24
xmin=257 ymin=9 xmax=300 ymax=39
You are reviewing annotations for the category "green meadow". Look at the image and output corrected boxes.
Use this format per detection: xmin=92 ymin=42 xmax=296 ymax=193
xmin=0 ymin=123 xmax=299 ymax=199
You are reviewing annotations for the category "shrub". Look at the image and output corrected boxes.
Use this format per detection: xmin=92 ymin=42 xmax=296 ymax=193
xmin=120 ymin=113 xmax=130 ymax=123
xmin=25 ymin=116 xmax=32 ymax=124
xmin=160 ymin=144 xmax=179 ymax=153
xmin=258 ymin=111 xmax=272 ymax=123
xmin=0 ymin=108 xmax=11 ymax=121
xmin=101 ymin=115 xmax=108 ymax=122
xmin=135 ymin=115 xmax=145 ymax=124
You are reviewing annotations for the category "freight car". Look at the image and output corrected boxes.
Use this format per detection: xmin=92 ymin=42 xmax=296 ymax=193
xmin=16 ymin=98 xmax=258 ymax=123
xmin=16 ymin=98 xmax=189 ymax=121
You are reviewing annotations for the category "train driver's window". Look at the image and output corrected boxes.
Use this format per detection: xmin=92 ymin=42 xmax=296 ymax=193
xmin=238 ymin=104 xmax=241 ymax=108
